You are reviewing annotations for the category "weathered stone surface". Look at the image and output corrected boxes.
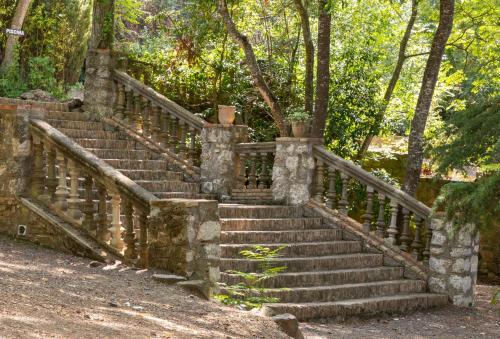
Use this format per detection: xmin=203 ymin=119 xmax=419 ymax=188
xmin=83 ymin=49 xmax=114 ymax=117
xmin=272 ymin=138 xmax=317 ymax=205
xmin=428 ymin=217 xmax=479 ymax=307
xmin=200 ymin=125 xmax=248 ymax=198
xmin=177 ymin=280 xmax=211 ymax=300
xmin=272 ymin=313 xmax=304 ymax=339
xmin=20 ymin=89 xmax=58 ymax=102
xmin=152 ymin=274 xmax=187 ymax=284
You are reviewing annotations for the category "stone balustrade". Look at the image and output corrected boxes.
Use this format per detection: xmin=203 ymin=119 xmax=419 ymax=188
xmin=234 ymin=142 xmax=276 ymax=190
xmin=312 ymin=145 xmax=433 ymax=265
xmin=113 ymin=71 xmax=205 ymax=171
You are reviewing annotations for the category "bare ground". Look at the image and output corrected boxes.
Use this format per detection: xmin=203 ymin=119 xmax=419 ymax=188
xmin=301 ymin=283 xmax=500 ymax=339
xmin=0 ymin=236 xmax=287 ymax=339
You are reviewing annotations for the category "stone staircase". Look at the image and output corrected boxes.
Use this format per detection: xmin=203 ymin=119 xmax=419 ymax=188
xmin=45 ymin=110 xmax=207 ymax=200
xmin=219 ymin=204 xmax=447 ymax=321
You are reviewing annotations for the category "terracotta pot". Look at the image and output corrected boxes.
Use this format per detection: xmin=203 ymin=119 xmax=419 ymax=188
xmin=291 ymin=121 xmax=307 ymax=138
xmin=218 ymin=105 xmax=236 ymax=125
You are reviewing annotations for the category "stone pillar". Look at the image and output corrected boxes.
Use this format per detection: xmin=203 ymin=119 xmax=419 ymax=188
xmin=271 ymin=138 xmax=318 ymax=205
xmin=148 ymin=199 xmax=220 ymax=297
xmin=83 ymin=49 xmax=115 ymax=117
xmin=200 ymin=124 xmax=248 ymax=199
xmin=428 ymin=216 xmax=479 ymax=306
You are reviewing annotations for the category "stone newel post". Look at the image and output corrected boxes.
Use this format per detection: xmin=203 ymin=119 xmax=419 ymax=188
xmin=271 ymin=137 xmax=319 ymax=205
xmin=200 ymin=124 xmax=248 ymax=199
xmin=428 ymin=216 xmax=479 ymax=306
xmin=83 ymin=49 xmax=115 ymax=117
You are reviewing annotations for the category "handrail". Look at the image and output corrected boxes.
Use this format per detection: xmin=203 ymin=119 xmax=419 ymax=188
xmin=113 ymin=70 xmax=205 ymax=131
xmin=313 ymin=145 xmax=431 ymax=218
xmin=29 ymin=119 xmax=157 ymax=208
xmin=235 ymin=142 xmax=276 ymax=153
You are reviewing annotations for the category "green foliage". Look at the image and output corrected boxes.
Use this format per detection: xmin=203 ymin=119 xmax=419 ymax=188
xmin=492 ymin=290 xmax=500 ymax=316
xmin=285 ymin=107 xmax=310 ymax=122
xmin=27 ymin=57 xmax=57 ymax=91
xmin=0 ymin=45 xmax=27 ymax=97
xmin=215 ymin=245 xmax=287 ymax=310
xmin=432 ymin=97 xmax=500 ymax=231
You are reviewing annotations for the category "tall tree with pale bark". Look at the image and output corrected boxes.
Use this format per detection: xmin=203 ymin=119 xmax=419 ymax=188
xmin=0 ymin=0 xmax=32 ymax=72
xmin=403 ymin=0 xmax=455 ymax=196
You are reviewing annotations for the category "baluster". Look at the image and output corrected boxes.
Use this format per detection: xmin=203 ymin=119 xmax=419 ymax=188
xmin=132 ymin=93 xmax=142 ymax=130
xmin=124 ymin=199 xmax=137 ymax=260
xmin=55 ymin=151 xmax=69 ymax=210
xmin=375 ymin=193 xmax=386 ymax=237
xmin=314 ymin=159 xmax=324 ymax=203
xmin=170 ymin=116 xmax=179 ymax=153
xmin=114 ymin=83 xmax=125 ymax=120
xmin=386 ymin=199 xmax=399 ymax=246
xmin=338 ymin=173 xmax=350 ymax=215
xmin=31 ymin=137 xmax=44 ymax=199
xmin=142 ymin=99 xmax=151 ymax=138
xmin=325 ymin=167 xmax=337 ymax=209
xmin=96 ymin=184 xmax=110 ymax=242
xmin=81 ymin=175 xmax=95 ymax=232
xmin=124 ymin=89 xmax=133 ymax=123
xmin=45 ymin=146 xmax=57 ymax=203
xmin=67 ymin=160 xmax=81 ymax=220
xmin=138 ymin=208 xmax=149 ymax=267
xmin=422 ymin=220 xmax=432 ymax=265
xmin=411 ymin=215 xmax=424 ymax=260
xmin=161 ymin=111 xmax=171 ymax=149
xmin=150 ymin=105 xmax=161 ymax=143
xmin=248 ymin=153 xmax=257 ymax=189
xmin=109 ymin=192 xmax=124 ymax=250
xmin=237 ymin=153 xmax=247 ymax=189
xmin=178 ymin=121 xmax=187 ymax=160
xmin=362 ymin=186 xmax=374 ymax=233
xmin=188 ymin=127 xmax=196 ymax=165
xmin=258 ymin=153 xmax=269 ymax=189
xmin=399 ymin=208 xmax=411 ymax=251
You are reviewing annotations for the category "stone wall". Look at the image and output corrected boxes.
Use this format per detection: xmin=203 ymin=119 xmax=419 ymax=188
xmin=148 ymin=199 xmax=220 ymax=295
xmin=272 ymin=138 xmax=318 ymax=205
xmin=200 ymin=124 xmax=248 ymax=199
xmin=428 ymin=217 xmax=479 ymax=306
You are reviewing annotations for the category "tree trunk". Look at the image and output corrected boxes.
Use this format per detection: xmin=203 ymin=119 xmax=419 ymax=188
xmin=312 ymin=0 xmax=331 ymax=139
xmin=403 ymin=0 xmax=455 ymax=196
xmin=217 ymin=0 xmax=288 ymax=136
xmin=294 ymin=0 xmax=314 ymax=116
xmin=357 ymin=0 xmax=419 ymax=159
xmin=0 ymin=0 xmax=33 ymax=71
xmin=89 ymin=0 xmax=115 ymax=50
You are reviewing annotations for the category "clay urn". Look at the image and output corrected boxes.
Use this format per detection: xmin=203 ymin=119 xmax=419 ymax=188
xmin=218 ymin=105 xmax=236 ymax=125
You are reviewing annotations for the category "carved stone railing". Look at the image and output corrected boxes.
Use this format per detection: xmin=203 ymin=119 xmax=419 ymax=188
xmin=113 ymin=71 xmax=205 ymax=172
xmin=29 ymin=119 xmax=154 ymax=264
xmin=312 ymin=145 xmax=432 ymax=265
xmin=234 ymin=142 xmax=276 ymax=190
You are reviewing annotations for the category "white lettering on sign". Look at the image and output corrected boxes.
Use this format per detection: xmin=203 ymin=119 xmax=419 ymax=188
xmin=5 ymin=28 xmax=25 ymax=36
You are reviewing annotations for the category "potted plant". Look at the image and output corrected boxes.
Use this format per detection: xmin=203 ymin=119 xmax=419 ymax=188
xmin=218 ymin=105 xmax=236 ymax=125
xmin=286 ymin=108 xmax=310 ymax=138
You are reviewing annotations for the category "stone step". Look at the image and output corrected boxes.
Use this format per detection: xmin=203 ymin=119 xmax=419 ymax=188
xmin=47 ymin=119 xmax=105 ymax=130
xmin=221 ymin=218 xmax=324 ymax=231
xmin=221 ymin=267 xmax=405 ymax=288
xmin=247 ymin=280 xmax=426 ymax=304
xmin=219 ymin=205 xmax=304 ymax=219
xmin=89 ymin=149 xmax=160 ymax=160
xmin=154 ymin=192 xmax=216 ymax=200
xmin=104 ymin=159 xmax=168 ymax=171
xmin=264 ymin=293 xmax=449 ymax=321
xmin=57 ymin=128 xmax=128 ymax=140
xmin=75 ymin=138 xmax=140 ymax=150
xmin=120 ymin=169 xmax=184 ymax=181
xmin=221 ymin=229 xmax=343 ymax=243
xmin=220 ymin=241 xmax=362 ymax=258
xmin=47 ymin=111 xmax=90 ymax=121
xmin=135 ymin=180 xmax=199 ymax=193
xmin=220 ymin=253 xmax=384 ymax=272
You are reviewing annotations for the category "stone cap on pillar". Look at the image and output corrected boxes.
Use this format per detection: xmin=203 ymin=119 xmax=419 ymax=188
xmin=276 ymin=137 xmax=323 ymax=145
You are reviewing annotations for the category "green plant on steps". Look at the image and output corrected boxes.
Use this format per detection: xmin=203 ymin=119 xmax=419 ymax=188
xmin=492 ymin=289 xmax=500 ymax=316
xmin=215 ymin=245 xmax=287 ymax=310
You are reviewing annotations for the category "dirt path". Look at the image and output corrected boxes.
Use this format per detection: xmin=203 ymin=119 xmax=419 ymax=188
xmin=301 ymin=284 xmax=500 ymax=339
xmin=0 ymin=236 xmax=287 ymax=339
